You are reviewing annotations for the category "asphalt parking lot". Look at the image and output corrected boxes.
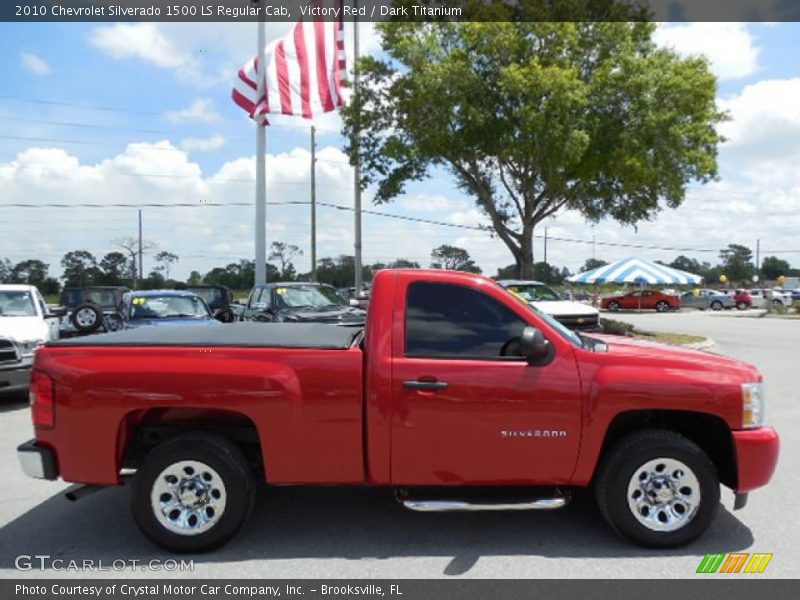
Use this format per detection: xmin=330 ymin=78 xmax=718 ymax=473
xmin=0 ymin=310 xmax=796 ymax=579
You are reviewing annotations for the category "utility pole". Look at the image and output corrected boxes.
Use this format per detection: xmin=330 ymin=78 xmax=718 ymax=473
xmin=310 ymin=125 xmax=317 ymax=282
xmin=755 ymin=238 xmax=760 ymax=277
xmin=352 ymin=4 xmax=363 ymax=291
xmin=138 ymin=209 xmax=143 ymax=281
xmin=592 ymin=227 xmax=596 ymax=260
xmin=543 ymin=227 xmax=548 ymax=265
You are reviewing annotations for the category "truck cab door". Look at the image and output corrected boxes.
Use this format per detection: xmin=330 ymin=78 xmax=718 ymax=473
xmin=390 ymin=279 xmax=583 ymax=486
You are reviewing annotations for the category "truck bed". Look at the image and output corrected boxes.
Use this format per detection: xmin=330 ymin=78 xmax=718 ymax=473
xmin=49 ymin=322 xmax=363 ymax=349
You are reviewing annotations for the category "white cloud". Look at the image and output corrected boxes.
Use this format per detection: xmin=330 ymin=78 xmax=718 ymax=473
xmin=20 ymin=52 xmax=51 ymax=75
xmin=87 ymin=22 xmax=381 ymax=90
xmin=180 ymin=134 xmax=227 ymax=152
xmin=164 ymin=99 xmax=222 ymax=123
xmin=89 ymin=23 xmax=189 ymax=69
xmin=653 ymin=23 xmax=760 ymax=81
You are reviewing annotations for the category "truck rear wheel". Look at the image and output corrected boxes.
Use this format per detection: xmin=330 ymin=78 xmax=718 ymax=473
xmin=595 ymin=430 xmax=719 ymax=547
xmin=131 ymin=432 xmax=255 ymax=553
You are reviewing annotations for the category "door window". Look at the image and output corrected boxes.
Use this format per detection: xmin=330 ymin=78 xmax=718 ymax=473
xmin=405 ymin=282 xmax=528 ymax=359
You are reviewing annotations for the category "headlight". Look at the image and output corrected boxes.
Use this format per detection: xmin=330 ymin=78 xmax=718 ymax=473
xmin=17 ymin=340 xmax=44 ymax=357
xmin=741 ymin=382 xmax=765 ymax=428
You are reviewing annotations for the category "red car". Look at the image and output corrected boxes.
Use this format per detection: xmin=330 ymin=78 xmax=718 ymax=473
xmin=18 ymin=269 xmax=778 ymax=552
xmin=602 ymin=289 xmax=680 ymax=312
xmin=721 ymin=289 xmax=752 ymax=310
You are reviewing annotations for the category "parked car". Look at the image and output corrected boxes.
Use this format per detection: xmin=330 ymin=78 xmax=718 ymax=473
xmin=119 ymin=290 xmax=223 ymax=329
xmin=183 ymin=285 xmax=242 ymax=322
xmin=718 ymin=289 xmax=752 ymax=310
xmin=19 ymin=269 xmax=778 ymax=552
xmin=601 ymin=289 xmax=680 ymax=312
xmin=59 ymin=286 xmax=129 ymax=335
xmin=337 ymin=286 xmax=371 ymax=310
xmin=680 ymin=289 xmax=735 ymax=311
xmin=0 ymin=284 xmax=62 ymax=393
xmin=242 ymin=282 xmax=366 ymax=324
xmin=749 ymin=289 xmax=793 ymax=309
xmin=497 ymin=280 xmax=599 ymax=331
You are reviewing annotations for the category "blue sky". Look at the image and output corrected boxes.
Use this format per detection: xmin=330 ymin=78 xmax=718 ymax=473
xmin=1 ymin=21 xmax=799 ymax=280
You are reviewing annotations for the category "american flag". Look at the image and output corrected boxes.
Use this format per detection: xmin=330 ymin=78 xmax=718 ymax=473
xmin=232 ymin=7 xmax=348 ymax=125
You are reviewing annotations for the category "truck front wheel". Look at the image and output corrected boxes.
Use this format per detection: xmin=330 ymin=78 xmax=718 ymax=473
xmin=595 ymin=430 xmax=720 ymax=547
xmin=131 ymin=432 xmax=255 ymax=553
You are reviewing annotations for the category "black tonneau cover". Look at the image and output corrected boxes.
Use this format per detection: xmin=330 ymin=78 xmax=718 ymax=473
xmin=49 ymin=323 xmax=362 ymax=350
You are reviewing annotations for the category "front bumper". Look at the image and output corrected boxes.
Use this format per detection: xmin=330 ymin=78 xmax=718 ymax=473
xmin=0 ymin=357 xmax=33 ymax=392
xmin=733 ymin=427 xmax=779 ymax=493
xmin=17 ymin=439 xmax=58 ymax=480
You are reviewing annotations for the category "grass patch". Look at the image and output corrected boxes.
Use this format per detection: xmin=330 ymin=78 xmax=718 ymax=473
xmin=633 ymin=331 xmax=707 ymax=346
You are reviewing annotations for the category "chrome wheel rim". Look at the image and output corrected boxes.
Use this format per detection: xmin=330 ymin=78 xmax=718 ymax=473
xmin=150 ymin=460 xmax=226 ymax=536
xmin=627 ymin=457 xmax=701 ymax=532
xmin=75 ymin=307 xmax=97 ymax=327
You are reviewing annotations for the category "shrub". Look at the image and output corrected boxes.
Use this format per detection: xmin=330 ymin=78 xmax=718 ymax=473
xmin=600 ymin=318 xmax=636 ymax=336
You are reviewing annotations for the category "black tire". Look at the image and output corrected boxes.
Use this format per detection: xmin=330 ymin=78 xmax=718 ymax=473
xmin=131 ymin=432 xmax=255 ymax=553
xmin=70 ymin=303 xmax=103 ymax=333
xmin=608 ymin=301 xmax=620 ymax=312
xmin=104 ymin=313 xmax=124 ymax=332
xmin=710 ymin=301 xmax=723 ymax=311
xmin=737 ymin=301 xmax=748 ymax=310
xmin=773 ymin=300 xmax=783 ymax=308
xmin=655 ymin=301 xmax=670 ymax=313
xmin=595 ymin=430 xmax=720 ymax=548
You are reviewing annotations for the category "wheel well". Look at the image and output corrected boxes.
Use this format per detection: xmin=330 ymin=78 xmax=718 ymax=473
xmin=596 ymin=410 xmax=736 ymax=489
xmin=118 ymin=408 xmax=265 ymax=480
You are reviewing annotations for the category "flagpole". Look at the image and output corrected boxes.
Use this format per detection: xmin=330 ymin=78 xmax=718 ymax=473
xmin=310 ymin=125 xmax=317 ymax=282
xmin=254 ymin=14 xmax=267 ymax=285
xmin=352 ymin=2 xmax=363 ymax=291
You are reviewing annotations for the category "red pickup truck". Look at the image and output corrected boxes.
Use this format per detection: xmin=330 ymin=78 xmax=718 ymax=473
xmin=18 ymin=269 xmax=779 ymax=553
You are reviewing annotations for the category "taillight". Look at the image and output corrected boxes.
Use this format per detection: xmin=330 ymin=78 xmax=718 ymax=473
xmin=30 ymin=371 xmax=55 ymax=429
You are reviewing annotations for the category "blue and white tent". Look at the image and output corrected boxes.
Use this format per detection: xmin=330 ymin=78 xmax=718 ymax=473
xmin=568 ymin=257 xmax=703 ymax=285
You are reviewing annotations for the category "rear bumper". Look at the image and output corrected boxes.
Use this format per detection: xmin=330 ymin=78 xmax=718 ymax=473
xmin=732 ymin=427 xmax=779 ymax=493
xmin=17 ymin=439 xmax=58 ymax=480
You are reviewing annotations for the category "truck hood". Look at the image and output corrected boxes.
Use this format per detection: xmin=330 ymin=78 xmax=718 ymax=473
xmin=531 ymin=300 xmax=598 ymax=317
xmin=0 ymin=316 xmax=48 ymax=342
xmin=585 ymin=333 xmax=760 ymax=379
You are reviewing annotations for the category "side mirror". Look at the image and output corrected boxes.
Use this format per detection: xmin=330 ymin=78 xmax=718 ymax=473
xmin=48 ymin=306 xmax=67 ymax=318
xmin=518 ymin=326 xmax=550 ymax=365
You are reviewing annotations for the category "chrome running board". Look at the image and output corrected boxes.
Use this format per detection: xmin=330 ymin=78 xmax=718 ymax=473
xmin=399 ymin=495 xmax=569 ymax=512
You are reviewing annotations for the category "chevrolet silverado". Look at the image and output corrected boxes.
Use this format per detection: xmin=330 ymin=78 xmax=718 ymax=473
xmin=17 ymin=269 xmax=779 ymax=552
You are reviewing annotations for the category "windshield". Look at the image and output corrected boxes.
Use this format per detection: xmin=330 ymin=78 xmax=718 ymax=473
xmin=129 ymin=295 xmax=210 ymax=319
xmin=0 ymin=291 xmax=37 ymax=317
xmin=190 ymin=288 xmax=224 ymax=307
xmin=504 ymin=283 xmax=561 ymax=302
xmin=499 ymin=286 xmax=584 ymax=348
xmin=274 ymin=286 xmax=346 ymax=309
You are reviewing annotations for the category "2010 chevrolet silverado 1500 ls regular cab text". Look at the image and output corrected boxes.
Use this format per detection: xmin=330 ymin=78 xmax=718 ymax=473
xmin=17 ymin=270 xmax=779 ymax=552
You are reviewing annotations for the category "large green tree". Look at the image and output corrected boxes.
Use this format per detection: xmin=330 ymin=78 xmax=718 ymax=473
xmin=761 ymin=256 xmax=790 ymax=281
xmin=430 ymin=245 xmax=482 ymax=273
xmin=343 ymin=15 xmax=724 ymax=278
xmin=10 ymin=259 xmax=49 ymax=286
xmin=61 ymin=250 xmax=100 ymax=287
xmin=719 ymin=244 xmax=755 ymax=283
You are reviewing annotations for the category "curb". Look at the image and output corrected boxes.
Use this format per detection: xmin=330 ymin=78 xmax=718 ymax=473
xmin=684 ymin=337 xmax=715 ymax=350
